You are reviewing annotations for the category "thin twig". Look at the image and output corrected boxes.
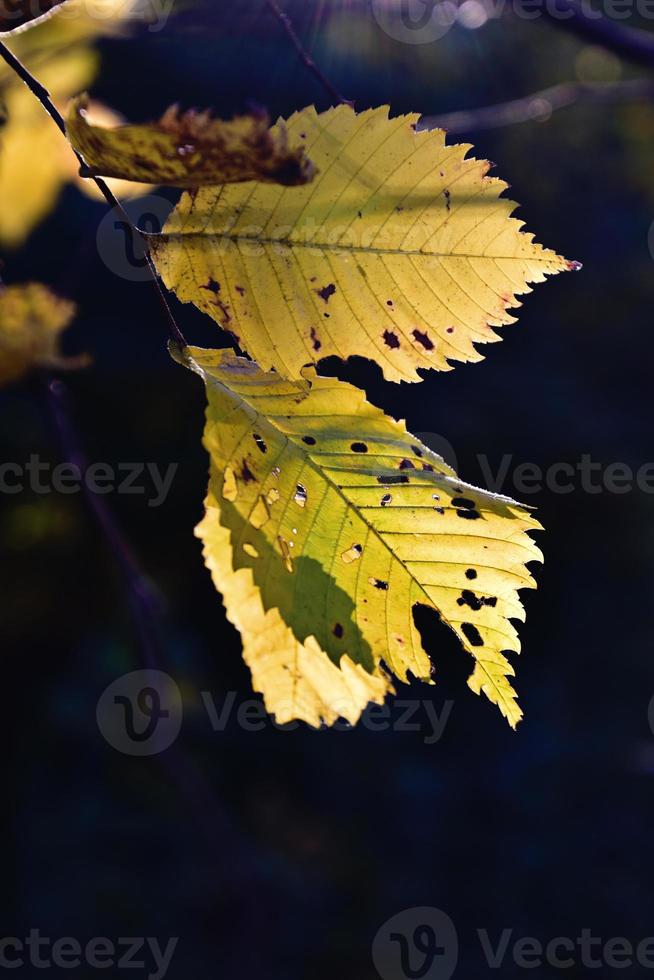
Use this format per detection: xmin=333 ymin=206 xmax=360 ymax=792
xmin=264 ymin=0 xmax=353 ymax=106
xmin=540 ymin=0 xmax=654 ymax=68
xmin=0 ymin=38 xmax=277 ymax=893
xmin=419 ymin=77 xmax=654 ymax=134
xmin=45 ymin=376 xmax=163 ymax=668
xmin=0 ymin=39 xmax=187 ymax=348
xmin=45 ymin=374 xmax=271 ymax=883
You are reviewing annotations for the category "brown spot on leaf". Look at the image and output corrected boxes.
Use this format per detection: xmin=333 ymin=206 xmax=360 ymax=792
xmin=241 ymin=459 xmax=256 ymax=483
xmin=377 ymin=474 xmax=409 ymax=485
xmin=316 ymin=283 xmax=336 ymax=303
xmin=461 ymin=622 xmax=484 ymax=646
xmin=412 ymin=329 xmax=434 ymax=351
xmin=383 ymin=330 xmax=400 ymax=349
xmin=457 ymin=590 xmax=497 ymax=611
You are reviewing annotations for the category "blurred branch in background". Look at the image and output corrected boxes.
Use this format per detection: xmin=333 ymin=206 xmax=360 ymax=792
xmin=264 ymin=0 xmax=353 ymax=105
xmin=419 ymin=77 xmax=654 ymax=134
xmin=44 ymin=376 xmax=165 ymax=669
xmin=34 ymin=304 xmax=275 ymax=904
xmin=541 ymin=0 xmax=654 ymax=67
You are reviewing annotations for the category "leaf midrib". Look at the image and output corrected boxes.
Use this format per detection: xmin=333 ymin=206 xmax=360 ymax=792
xmin=153 ymin=230 xmax=558 ymax=264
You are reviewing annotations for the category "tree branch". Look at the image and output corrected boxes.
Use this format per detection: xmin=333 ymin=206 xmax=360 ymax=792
xmin=419 ymin=77 xmax=654 ymax=134
xmin=540 ymin=0 xmax=654 ymax=68
xmin=45 ymin=376 xmax=164 ymax=668
xmin=0 ymin=39 xmax=187 ymax=348
xmin=264 ymin=0 xmax=353 ymax=106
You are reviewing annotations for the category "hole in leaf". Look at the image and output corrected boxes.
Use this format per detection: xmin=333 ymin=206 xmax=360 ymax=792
xmin=341 ymin=543 xmax=363 ymax=564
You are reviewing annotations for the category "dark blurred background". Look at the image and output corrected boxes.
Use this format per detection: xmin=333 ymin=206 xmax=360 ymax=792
xmin=2 ymin=0 xmax=654 ymax=976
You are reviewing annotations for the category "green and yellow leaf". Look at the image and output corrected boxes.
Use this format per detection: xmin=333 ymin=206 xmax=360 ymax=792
xmin=198 ymin=497 xmax=392 ymax=728
xmin=66 ymin=95 xmax=316 ymax=188
xmin=181 ymin=345 xmax=543 ymax=727
xmin=0 ymin=282 xmax=87 ymax=385
xmin=153 ymin=105 xmax=573 ymax=384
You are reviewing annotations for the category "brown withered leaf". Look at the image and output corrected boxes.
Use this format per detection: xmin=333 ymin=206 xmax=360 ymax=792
xmin=0 ymin=0 xmax=70 ymax=34
xmin=66 ymin=95 xmax=316 ymax=188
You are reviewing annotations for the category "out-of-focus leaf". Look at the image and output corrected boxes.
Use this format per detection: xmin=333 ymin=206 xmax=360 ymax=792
xmin=0 ymin=0 xmax=70 ymax=35
xmin=0 ymin=0 xmax=139 ymax=246
xmin=0 ymin=282 xmax=87 ymax=385
xmin=182 ymin=345 xmax=543 ymax=727
xmin=153 ymin=105 xmax=573 ymax=384
xmin=198 ymin=495 xmax=392 ymax=728
xmin=0 ymin=49 xmax=95 ymax=246
xmin=66 ymin=95 xmax=316 ymax=188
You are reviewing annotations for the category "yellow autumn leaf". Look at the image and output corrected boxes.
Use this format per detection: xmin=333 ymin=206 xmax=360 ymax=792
xmin=179 ymin=344 xmax=543 ymax=728
xmin=66 ymin=94 xmax=316 ymax=188
xmin=0 ymin=48 xmax=96 ymax=246
xmin=198 ymin=496 xmax=392 ymax=727
xmin=152 ymin=105 xmax=574 ymax=384
xmin=0 ymin=0 xmax=139 ymax=246
xmin=0 ymin=282 xmax=87 ymax=385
